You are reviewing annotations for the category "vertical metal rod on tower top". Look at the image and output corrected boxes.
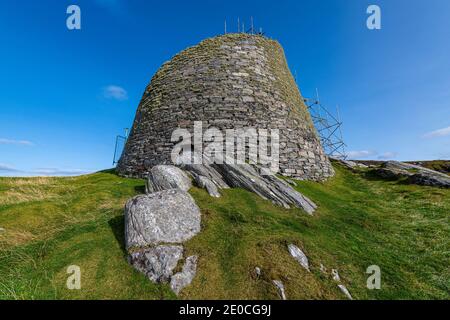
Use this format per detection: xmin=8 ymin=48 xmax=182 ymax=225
xmin=224 ymin=19 xmax=227 ymax=34
xmin=237 ymin=17 xmax=240 ymax=33
xmin=251 ymin=16 xmax=254 ymax=34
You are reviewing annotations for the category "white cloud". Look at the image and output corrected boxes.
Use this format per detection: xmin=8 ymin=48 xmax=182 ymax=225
xmin=0 ymin=163 xmax=19 ymax=172
xmin=0 ymin=138 xmax=34 ymax=146
xmin=377 ymin=152 xmax=398 ymax=160
xmin=0 ymin=164 xmax=93 ymax=177
xmin=31 ymin=168 xmax=90 ymax=176
xmin=103 ymin=85 xmax=128 ymax=101
xmin=346 ymin=150 xmax=376 ymax=159
xmin=423 ymin=126 xmax=450 ymax=138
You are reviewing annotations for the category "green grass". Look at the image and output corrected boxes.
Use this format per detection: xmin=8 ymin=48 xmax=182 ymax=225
xmin=0 ymin=165 xmax=448 ymax=300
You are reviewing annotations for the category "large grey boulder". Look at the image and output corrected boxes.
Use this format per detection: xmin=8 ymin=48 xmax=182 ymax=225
xmin=124 ymin=189 xmax=201 ymax=250
xmin=146 ymin=165 xmax=192 ymax=193
xmin=170 ymin=255 xmax=198 ymax=295
xmin=128 ymin=245 xmax=183 ymax=282
xmin=287 ymin=244 xmax=310 ymax=271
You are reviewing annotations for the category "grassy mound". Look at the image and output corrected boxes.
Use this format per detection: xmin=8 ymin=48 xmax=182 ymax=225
xmin=0 ymin=165 xmax=448 ymax=299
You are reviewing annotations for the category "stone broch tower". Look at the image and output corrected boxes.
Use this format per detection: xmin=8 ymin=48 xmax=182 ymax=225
xmin=117 ymin=34 xmax=334 ymax=181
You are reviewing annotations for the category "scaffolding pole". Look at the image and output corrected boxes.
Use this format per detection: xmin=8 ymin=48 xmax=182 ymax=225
xmin=304 ymin=94 xmax=347 ymax=160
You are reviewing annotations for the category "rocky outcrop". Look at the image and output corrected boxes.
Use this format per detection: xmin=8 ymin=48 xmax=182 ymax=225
xmin=124 ymin=153 xmax=321 ymax=294
xmin=175 ymin=152 xmax=229 ymax=189
xmin=124 ymin=189 xmax=201 ymax=295
xmin=213 ymin=162 xmax=317 ymax=213
xmin=194 ymin=175 xmax=221 ymax=198
xmin=176 ymin=152 xmax=318 ymax=214
xmin=407 ymin=173 xmax=450 ymax=188
xmin=372 ymin=161 xmax=450 ymax=188
xmin=125 ymin=151 xmax=322 ymax=295
xmin=129 ymin=245 xmax=184 ymax=283
xmin=170 ymin=255 xmax=198 ymax=295
xmin=146 ymin=165 xmax=192 ymax=193
xmin=125 ymin=189 xmax=201 ymax=250
xmin=128 ymin=244 xmax=198 ymax=295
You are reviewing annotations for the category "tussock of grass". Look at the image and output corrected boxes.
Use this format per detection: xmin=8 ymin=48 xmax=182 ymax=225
xmin=0 ymin=165 xmax=448 ymax=300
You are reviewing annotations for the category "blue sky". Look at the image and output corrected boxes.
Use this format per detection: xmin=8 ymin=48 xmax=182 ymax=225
xmin=0 ymin=0 xmax=449 ymax=176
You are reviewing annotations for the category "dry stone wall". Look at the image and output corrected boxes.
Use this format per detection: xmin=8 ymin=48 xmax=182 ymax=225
xmin=117 ymin=33 xmax=334 ymax=181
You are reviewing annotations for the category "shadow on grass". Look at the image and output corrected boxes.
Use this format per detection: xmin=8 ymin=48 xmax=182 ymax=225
xmin=363 ymin=170 xmax=398 ymax=182
xmin=134 ymin=185 xmax=146 ymax=194
xmin=108 ymin=215 xmax=127 ymax=258
xmin=363 ymin=170 xmax=415 ymax=187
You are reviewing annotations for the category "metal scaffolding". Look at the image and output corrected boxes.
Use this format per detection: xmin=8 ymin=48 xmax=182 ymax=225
xmin=112 ymin=128 xmax=129 ymax=166
xmin=304 ymin=90 xmax=347 ymax=160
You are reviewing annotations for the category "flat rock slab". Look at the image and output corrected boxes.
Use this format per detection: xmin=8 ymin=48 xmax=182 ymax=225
xmin=129 ymin=245 xmax=183 ymax=283
xmin=176 ymin=152 xmax=317 ymax=213
xmin=287 ymin=244 xmax=310 ymax=271
xmin=195 ymin=175 xmax=221 ymax=198
xmin=175 ymin=152 xmax=229 ymax=189
xmin=146 ymin=165 xmax=192 ymax=193
xmin=213 ymin=162 xmax=317 ymax=214
xmin=125 ymin=189 xmax=201 ymax=250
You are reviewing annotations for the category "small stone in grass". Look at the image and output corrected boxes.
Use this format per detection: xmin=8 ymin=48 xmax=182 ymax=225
xmin=273 ymin=280 xmax=287 ymax=300
xmin=331 ymin=269 xmax=341 ymax=282
xmin=338 ymin=284 xmax=353 ymax=300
